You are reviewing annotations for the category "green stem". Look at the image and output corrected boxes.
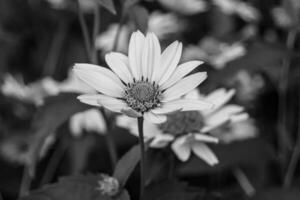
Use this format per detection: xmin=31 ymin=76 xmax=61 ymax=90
xmin=278 ymin=29 xmax=297 ymax=175
xmin=91 ymin=5 xmax=100 ymax=64
xmin=137 ymin=117 xmax=145 ymax=200
xmin=19 ymin=166 xmax=31 ymax=198
xmin=233 ymin=168 xmax=256 ymax=197
xmin=77 ymin=0 xmax=92 ymax=61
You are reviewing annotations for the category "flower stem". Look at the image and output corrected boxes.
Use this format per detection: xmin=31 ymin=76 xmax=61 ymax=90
xmin=19 ymin=166 xmax=31 ymax=198
xmin=137 ymin=117 xmax=145 ymax=200
xmin=233 ymin=167 xmax=256 ymax=197
xmin=91 ymin=5 xmax=100 ymax=64
xmin=77 ymin=0 xmax=92 ymax=61
xmin=278 ymin=29 xmax=297 ymax=177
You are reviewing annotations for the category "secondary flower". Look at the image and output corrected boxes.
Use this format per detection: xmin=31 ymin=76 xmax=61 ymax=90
xmin=74 ymin=31 xmax=212 ymax=124
xmin=117 ymin=88 xmax=248 ymax=165
xmin=158 ymin=0 xmax=207 ymax=15
xmin=96 ymin=174 xmax=120 ymax=196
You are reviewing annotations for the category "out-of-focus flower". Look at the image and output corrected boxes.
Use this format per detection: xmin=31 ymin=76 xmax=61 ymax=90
xmin=46 ymin=0 xmax=97 ymax=12
xmin=272 ymin=0 xmax=300 ymax=29
xmin=1 ymin=74 xmax=59 ymax=105
xmin=74 ymin=31 xmax=212 ymax=124
xmin=182 ymin=37 xmax=246 ymax=69
xmin=148 ymin=12 xmax=185 ymax=40
xmin=69 ymin=108 xmax=107 ymax=137
xmin=95 ymin=24 xmax=130 ymax=54
xmin=213 ymin=0 xmax=260 ymax=22
xmin=46 ymin=0 xmax=68 ymax=9
xmin=227 ymin=70 xmax=265 ymax=104
xmin=210 ymin=118 xmax=258 ymax=144
xmin=96 ymin=174 xmax=120 ymax=196
xmin=117 ymin=88 xmax=248 ymax=164
xmin=0 ymin=134 xmax=55 ymax=165
xmin=158 ymin=0 xmax=207 ymax=15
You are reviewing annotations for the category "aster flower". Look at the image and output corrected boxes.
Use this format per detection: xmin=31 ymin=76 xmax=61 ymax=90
xmin=74 ymin=31 xmax=212 ymax=124
xmin=148 ymin=12 xmax=185 ymax=40
xmin=117 ymin=88 xmax=248 ymax=165
xmin=158 ymin=0 xmax=207 ymax=15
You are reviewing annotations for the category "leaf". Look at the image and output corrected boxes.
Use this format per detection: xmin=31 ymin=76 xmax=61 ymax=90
xmin=27 ymin=93 xmax=90 ymax=176
xmin=20 ymin=174 xmax=130 ymax=200
xmin=123 ymin=0 xmax=140 ymax=10
xmin=128 ymin=5 xmax=149 ymax=34
xmin=97 ymin=0 xmax=116 ymax=15
xmin=251 ymin=187 xmax=300 ymax=200
xmin=113 ymin=144 xmax=141 ymax=187
xmin=177 ymin=138 xmax=274 ymax=176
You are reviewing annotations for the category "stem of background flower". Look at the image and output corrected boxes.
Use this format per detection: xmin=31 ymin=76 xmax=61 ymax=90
xmin=91 ymin=5 xmax=100 ymax=64
xmin=278 ymin=29 xmax=297 ymax=176
xmin=233 ymin=168 xmax=256 ymax=197
xmin=39 ymin=139 xmax=67 ymax=186
xmin=19 ymin=166 xmax=31 ymax=198
xmin=42 ymin=20 xmax=68 ymax=76
xmin=112 ymin=10 xmax=125 ymax=51
xmin=77 ymin=0 xmax=92 ymax=61
xmin=137 ymin=117 xmax=145 ymax=200
xmin=283 ymin=89 xmax=300 ymax=187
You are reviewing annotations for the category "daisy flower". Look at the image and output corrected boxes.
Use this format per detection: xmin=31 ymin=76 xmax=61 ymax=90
xmin=117 ymin=88 xmax=248 ymax=165
xmin=74 ymin=31 xmax=212 ymax=124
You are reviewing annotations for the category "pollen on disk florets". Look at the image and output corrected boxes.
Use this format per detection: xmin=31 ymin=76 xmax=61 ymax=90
xmin=159 ymin=111 xmax=205 ymax=136
xmin=124 ymin=78 xmax=161 ymax=113
xmin=96 ymin=174 xmax=120 ymax=196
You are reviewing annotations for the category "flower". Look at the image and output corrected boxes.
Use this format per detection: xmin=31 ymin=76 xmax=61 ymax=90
xmin=74 ymin=31 xmax=212 ymax=124
xmin=148 ymin=12 xmax=185 ymax=40
xmin=117 ymin=88 xmax=248 ymax=165
xmin=96 ymin=174 xmax=120 ymax=196
xmin=95 ymin=24 xmax=130 ymax=54
xmin=213 ymin=0 xmax=260 ymax=22
xmin=157 ymin=0 xmax=207 ymax=15
xmin=182 ymin=37 xmax=246 ymax=69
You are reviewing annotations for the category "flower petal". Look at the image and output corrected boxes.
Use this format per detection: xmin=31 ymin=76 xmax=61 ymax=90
xmin=158 ymin=42 xmax=183 ymax=85
xmin=128 ymin=31 xmax=145 ymax=79
xmin=203 ymin=88 xmax=235 ymax=115
xmin=150 ymin=134 xmax=174 ymax=148
xmin=192 ymin=143 xmax=218 ymax=166
xmin=162 ymin=72 xmax=207 ymax=102
xmin=144 ymin=112 xmax=167 ymax=124
xmin=105 ymin=52 xmax=133 ymax=84
xmin=121 ymin=108 xmax=142 ymax=118
xmin=80 ymin=94 xmax=128 ymax=113
xmin=73 ymin=64 xmax=125 ymax=97
xmin=194 ymin=134 xmax=219 ymax=143
xmin=171 ymin=135 xmax=191 ymax=162
xmin=161 ymin=60 xmax=203 ymax=90
xmin=77 ymin=94 xmax=102 ymax=107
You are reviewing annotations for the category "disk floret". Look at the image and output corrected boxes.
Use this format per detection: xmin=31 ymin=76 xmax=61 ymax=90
xmin=124 ymin=79 xmax=161 ymax=113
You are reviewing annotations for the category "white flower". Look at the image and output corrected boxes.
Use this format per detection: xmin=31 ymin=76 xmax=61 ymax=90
xmin=148 ymin=12 xmax=184 ymax=40
xmin=213 ymin=0 xmax=260 ymax=22
xmin=158 ymin=0 xmax=207 ymax=15
xmin=96 ymin=174 xmax=120 ymax=196
xmin=117 ymin=88 xmax=248 ymax=165
xmin=69 ymin=108 xmax=107 ymax=137
xmin=46 ymin=0 xmax=97 ymax=12
xmin=182 ymin=37 xmax=246 ymax=69
xmin=74 ymin=31 xmax=212 ymax=124
xmin=95 ymin=24 xmax=130 ymax=54
xmin=210 ymin=119 xmax=258 ymax=144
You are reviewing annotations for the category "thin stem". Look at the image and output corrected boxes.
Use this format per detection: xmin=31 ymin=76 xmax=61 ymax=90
xmin=278 ymin=29 xmax=297 ymax=174
xmin=19 ymin=166 xmax=31 ymax=198
xmin=40 ymin=140 xmax=67 ymax=186
xmin=137 ymin=117 xmax=145 ymax=200
xmin=233 ymin=168 xmax=256 ymax=197
xmin=77 ymin=0 xmax=92 ymax=61
xmin=91 ymin=5 xmax=100 ymax=64
xmin=283 ymin=88 xmax=300 ymax=187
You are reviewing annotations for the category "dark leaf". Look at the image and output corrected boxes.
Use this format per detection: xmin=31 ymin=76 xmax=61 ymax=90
xmin=28 ymin=93 xmax=90 ymax=176
xmin=113 ymin=144 xmax=140 ymax=187
xmin=251 ymin=187 xmax=300 ymax=200
xmin=97 ymin=0 xmax=116 ymax=15
xmin=123 ymin=0 xmax=140 ymax=10
xmin=20 ymin=174 xmax=130 ymax=200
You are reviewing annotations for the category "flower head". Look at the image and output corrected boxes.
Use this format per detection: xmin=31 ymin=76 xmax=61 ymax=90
xmin=158 ymin=0 xmax=207 ymax=15
xmin=117 ymin=88 xmax=248 ymax=165
xmin=96 ymin=174 xmax=120 ymax=196
xmin=74 ymin=31 xmax=211 ymax=124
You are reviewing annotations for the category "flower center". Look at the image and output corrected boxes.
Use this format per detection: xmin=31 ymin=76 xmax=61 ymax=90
xmin=124 ymin=80 xmax=161 ymax=113
xmin=97 ymin=174 xmax=120 ymax=196
xmin=159 ymin=111 xmax=205 ymax=136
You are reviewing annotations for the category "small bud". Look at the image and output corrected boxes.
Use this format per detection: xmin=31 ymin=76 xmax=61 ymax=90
xmin=96 ymin=174 xmax=120 ymax=196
